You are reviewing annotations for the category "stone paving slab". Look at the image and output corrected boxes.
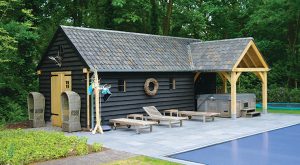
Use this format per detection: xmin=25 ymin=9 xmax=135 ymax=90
xmin=69 ymin=114 xmax=300 ymax=158
xmin=35 ymin=149 xmax=136 ymax=165
xmin=29 ymin=114 xmax=300 ymax=165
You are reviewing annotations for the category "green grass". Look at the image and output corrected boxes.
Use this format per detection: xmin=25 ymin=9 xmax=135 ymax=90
xmin=0 ymin=129 xmax=102 ymax=165
xmin=104 ymin=156 xmax=181 ymax=165
xmin=256 ymin=108 xmax=300 ymax=114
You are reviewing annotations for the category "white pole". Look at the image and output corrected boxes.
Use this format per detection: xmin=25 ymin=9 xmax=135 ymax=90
xmin=92 ymin=71 xmax=103 ymax=134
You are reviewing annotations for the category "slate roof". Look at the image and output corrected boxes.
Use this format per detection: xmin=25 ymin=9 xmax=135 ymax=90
xmin=60 ymin=26 xmax=254 ymax=72
xmin=190 ymin=38 xmax=253 ymax=71
xmin=61 ymin=26 xmax=199 ymax=72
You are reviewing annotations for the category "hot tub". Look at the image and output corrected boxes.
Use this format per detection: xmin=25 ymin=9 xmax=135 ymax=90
xmin=197 ymin=94 xmax=256 ymax=117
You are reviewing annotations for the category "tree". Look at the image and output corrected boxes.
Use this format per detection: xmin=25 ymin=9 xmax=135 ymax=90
xmin=245 ymin=0 xmax=300 ymax=88
xmin=0 ymin=0 xmax=39 ymax=123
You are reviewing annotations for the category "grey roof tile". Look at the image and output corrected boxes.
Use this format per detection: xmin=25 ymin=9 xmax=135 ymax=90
xmin=60 ymin=26 xmax=253 ymax=72
xmin=190 ymin=38 xmax=253 ymax=71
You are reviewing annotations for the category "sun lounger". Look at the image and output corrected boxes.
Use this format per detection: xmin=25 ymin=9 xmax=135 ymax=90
xmin=143 ymin=106 xmax=187 ymax=128
xmin=178 ymin=111 xmax=220 ymax=123
xmin=109 ymin=118 xmax=157 ymax=134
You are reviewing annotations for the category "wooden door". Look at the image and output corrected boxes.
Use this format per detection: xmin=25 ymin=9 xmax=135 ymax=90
xmin=51 ymin=71 xmax=72 ymax=127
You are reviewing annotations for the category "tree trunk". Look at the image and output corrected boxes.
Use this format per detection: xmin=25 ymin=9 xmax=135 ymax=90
xmin=72 ymin=0 xmax=86 ymax=26
xmin=104 ymin=0 xmax=114 ymax=29
xmin=162 ymin=0 xmax=173 ymax=35
xmin=150 ymin=0 xmax=159 ymax=34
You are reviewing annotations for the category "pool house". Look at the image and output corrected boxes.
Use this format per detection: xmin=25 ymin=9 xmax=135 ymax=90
xmin=36 ymin=25 xmax=270 ymax=129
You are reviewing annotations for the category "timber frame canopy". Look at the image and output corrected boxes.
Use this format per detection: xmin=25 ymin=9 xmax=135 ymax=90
xmin=192 ymin=39 xmax=270 ymax=119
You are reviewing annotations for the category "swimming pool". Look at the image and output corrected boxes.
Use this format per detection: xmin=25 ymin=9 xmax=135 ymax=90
xmin=256 ymin=103 xmax=300 ymax=110
xmin=170 ymin=124 xmax=300 ymax=165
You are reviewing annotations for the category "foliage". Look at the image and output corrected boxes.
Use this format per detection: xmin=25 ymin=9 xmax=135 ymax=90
xmin=289 ymin=89 xmax=300 ymax=103
xmin=0 ymin=0 xmax=299 ymax=124
xmin=266 ymin=85 xmax=300 ymax=102
xmin=91 ymin=143 xmax=103 ymax=152
xmin=0 ymin=0 xmax=39 ymax=124
xmin=0 ymin=129 xmax=98 ymax=165
xmin=104 ymin=156 xmax=181 ymax=165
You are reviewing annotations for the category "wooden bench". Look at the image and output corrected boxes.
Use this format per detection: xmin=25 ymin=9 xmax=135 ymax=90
xmin=127 ymin=114 xmax=144 ymax=120
xmin=163 ymin=109 xmax=179 ymax=117
xmin=179 ymin=111 xmax=220 ymax=123
xmin=109 ymin=118 xmax=157 ymax=134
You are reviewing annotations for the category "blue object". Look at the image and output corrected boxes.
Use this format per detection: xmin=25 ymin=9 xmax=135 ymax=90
xmin=256 ymin=103 xmax=300 ymax=110
xmin=88 ymin=84 xmax=93 ymax=95
xmin=170 ymin=124 xmax=300 ymax=165
xmin=101 ymin=88 xmax=111 ymax=94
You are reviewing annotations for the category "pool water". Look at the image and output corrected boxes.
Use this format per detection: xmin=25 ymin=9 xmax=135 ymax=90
xmin=170 ymin=124 xmax=300 ymax=165
xmin=256 ymin=103 xmax=300 ymax=110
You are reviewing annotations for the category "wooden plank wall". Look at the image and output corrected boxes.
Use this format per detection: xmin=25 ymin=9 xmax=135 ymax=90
xmin=38 ymin=30 xmax=198 ymax=127
xmin=98 ymin=72 xmax=195 ymax=124
xmin=38 ymin=30 xmax=88 ymax=127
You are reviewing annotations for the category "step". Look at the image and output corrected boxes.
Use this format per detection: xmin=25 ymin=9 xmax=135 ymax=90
xmin=246 ymin=112 xmax=261 ymax=118
xmin=242 ymin=108 xmax=256 ymax=113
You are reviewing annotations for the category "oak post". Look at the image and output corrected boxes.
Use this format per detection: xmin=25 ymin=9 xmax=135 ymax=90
xmin=262 ymin=71 xmax=268 ymax=114
xmin=230 ymin=72 xmax=237 ymax=119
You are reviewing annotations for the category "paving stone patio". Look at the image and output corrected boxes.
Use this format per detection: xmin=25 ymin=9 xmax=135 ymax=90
xmin=70 ymin=114 xmax=300 ymax=157
xmin=31 ymin=113 xmax=300 ymax=165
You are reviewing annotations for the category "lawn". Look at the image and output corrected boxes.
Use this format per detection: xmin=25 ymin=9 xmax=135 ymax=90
xmin=104 ymin=156 xmax=181 ymax=165
xmin=256 ymin=108 xmax=300 ymax=114
xmin=0 ymin=129 xmax=102 ymax=165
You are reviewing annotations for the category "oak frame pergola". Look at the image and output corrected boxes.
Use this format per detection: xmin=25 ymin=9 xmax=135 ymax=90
xmin=194 ymin=40 xmax=270 ymax=119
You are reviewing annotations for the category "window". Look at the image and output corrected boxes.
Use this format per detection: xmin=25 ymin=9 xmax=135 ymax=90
xmin=169 ymin=78 xmax=176 ymax=90
xmin=66 ymin=81 xmax=70 ymax=88
xmin=244 ymin=102 xmax=249 ymax=108
xmin=118 ymin=79 xmax=126 ymax=92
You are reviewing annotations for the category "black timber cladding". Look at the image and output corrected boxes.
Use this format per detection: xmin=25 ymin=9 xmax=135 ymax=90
xmin=98 ymin=72 xmax=195 ymax=124
xmin=38 ymin=29 xmax=88 ymax=127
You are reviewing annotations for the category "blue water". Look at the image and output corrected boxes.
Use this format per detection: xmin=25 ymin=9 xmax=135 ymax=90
xmin=170 ymin=124 xmax=300 ymax=165
xmin=256 ymin=103 xmax=300 ymax=110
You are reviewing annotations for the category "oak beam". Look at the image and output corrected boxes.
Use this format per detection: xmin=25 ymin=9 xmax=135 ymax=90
xmin=232 ymin=41 xmax=252 ymax=69
xmin=262 ymin=71 xmax=268 ymax=114
xmin=220 ymin=72 xmax=231 ymax=83
xmin=250 ymin=41 xmax=269 ymax=68
xmin=236 ymin=72 xmax=242 ymax=80
xmin=246 ymin=52 xmax=258 ymax=67
xmin=233 ymin=68 xmax=269 ymax=72
xmin=230 ymin=72 xmax=237 ymax=119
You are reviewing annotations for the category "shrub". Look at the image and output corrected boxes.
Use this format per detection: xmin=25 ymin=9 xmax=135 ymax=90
xmin=268 ymin=87 xmax=290 ymax=102
xmin=0 ymin=129 xmax=98 ymax=165
xmin=91 ymin=143 xmax=103 ymax=152
xmin=0 ymin=97 xmax=27 ymax=124
xmin=289 ymin=89 xmax=300 ymax=102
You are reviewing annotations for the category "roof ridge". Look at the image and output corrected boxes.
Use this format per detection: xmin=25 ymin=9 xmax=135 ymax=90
xmin=60 ymin=25 xmax=201 ymax=41
xmin=189 ymin=37 xmax=253 ymax=45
